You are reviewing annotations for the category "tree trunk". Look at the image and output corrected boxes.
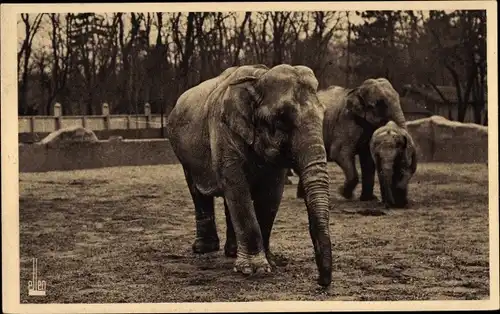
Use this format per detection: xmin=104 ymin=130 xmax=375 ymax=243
xmin=345 ymin=11 xmax=351 ymax=87
xmin=180 ymin=13 xmax=196 ymax=90
xmin=233 ymin=12 xmax=251 ymax=66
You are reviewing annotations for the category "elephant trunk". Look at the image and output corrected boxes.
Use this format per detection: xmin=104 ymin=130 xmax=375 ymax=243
xmin=291 ymin=119 xmax=332 ymax=287
xmin=390 ymin=102 xmax=407 ymax=129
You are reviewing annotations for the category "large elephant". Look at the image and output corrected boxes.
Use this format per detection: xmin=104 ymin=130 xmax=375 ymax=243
xmin=370 ymin=121 xmax=417 ymax=208
xmin=166 ymin=64 xmax=333 ymax=286
xmin=296 ymin=78 xmax=407 ymax=201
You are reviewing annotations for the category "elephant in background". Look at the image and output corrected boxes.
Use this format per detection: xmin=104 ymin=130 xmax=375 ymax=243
xmin=370 ymin=121 xmax=417 ymax=208
xmin=166 ymin=64 xmax=333 ymax=286
xmin=296 ymin=78 xmax=407 ymax=202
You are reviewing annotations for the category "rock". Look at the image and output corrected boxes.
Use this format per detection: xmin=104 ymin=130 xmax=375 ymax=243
xmin=108 ymin=135 xmax=124 ymax=143
xmin=38 ymin=126 xmax=98 ymax=148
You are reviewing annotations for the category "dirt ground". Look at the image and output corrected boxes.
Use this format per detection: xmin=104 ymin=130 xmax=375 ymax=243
xmin=19 ymin=163 xmax=490 ymax=303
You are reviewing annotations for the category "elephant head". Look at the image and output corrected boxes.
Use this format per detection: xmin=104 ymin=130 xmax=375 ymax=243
xmin=370 ymin=121 xmax=416 ymax=208
xmin=221 ymin=64 xmax=332 ymax=286
xmin=346 ymin=78 xmax=406 ymax=129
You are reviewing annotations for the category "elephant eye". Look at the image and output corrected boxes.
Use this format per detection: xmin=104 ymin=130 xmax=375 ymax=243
xmin=376 ymin=100 xmax=388 ymax=109
xmin=276 ymin=111 xmax=298 ymax=132
xmin=275 ymin=117 xmax=292 ymax=132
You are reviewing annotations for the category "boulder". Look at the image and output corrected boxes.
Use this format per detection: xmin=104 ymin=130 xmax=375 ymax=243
xmin=108 ymin=135 xmax=124 ymax=143
xmin=38 ymin=126 xmax=99 ymax=148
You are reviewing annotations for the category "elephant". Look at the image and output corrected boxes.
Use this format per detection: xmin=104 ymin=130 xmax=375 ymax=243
xmin=370 ymin=121 xmax=417 ymax=208
xmin=166 ymin=64 xmax=333 ymax=286
xmin=296 ymin=78 xmax=407 ymax=202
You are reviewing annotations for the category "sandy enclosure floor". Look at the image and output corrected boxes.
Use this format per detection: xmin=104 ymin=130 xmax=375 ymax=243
xmin=19 ymin=163 xmax=490 ymax=303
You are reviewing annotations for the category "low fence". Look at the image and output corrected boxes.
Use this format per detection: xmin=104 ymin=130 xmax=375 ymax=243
xmin=19 ymin=128 xmax=168 ymax=144
xmin=18 ymin=115 xmax=488 ymax=173
xmin=19 ymin=102 xmax=168 ymax=143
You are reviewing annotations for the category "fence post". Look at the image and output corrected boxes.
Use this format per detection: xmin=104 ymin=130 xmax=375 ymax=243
xmin=54 ymin=103 xmax=62 ymax=130
xmin=144 ymin=103 xmax=151 ymax=129
xmin=102 ymin=103 xmax=110 ymax=130
xmin=30 ymin=116 xmax=35 ymax=135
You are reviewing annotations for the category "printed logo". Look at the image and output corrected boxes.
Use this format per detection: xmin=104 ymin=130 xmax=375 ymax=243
xmin=27 ymin=258 xmax=46 ymax=296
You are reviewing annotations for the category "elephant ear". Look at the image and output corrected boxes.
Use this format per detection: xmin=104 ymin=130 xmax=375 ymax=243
xmin=345 ymin=88 xmax=366 ymax=117
xmin=221 ymin=76 xmax=261 ymax=146
xmin=293 ymin=65 xmax=319 ymax=91
xmin=401 ymin=129 xmax=417 ymax=173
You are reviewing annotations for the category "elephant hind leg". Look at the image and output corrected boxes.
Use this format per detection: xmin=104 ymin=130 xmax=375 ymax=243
xmin=183 ymin=167 xmax=220 ymax=254
xmin=336 ymin=152 xmax=359 ymax=199
xmin=223 ymin=199 xmax=237 ymax=257
xmin=296 ymin=177 xmax=305 ymax=199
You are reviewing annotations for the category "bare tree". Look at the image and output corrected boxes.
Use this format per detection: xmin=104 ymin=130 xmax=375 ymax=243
xmin=232 ymin=12 xmax=252 ymax=66
xmin=18 ymin=13 xmax=44 ymax=112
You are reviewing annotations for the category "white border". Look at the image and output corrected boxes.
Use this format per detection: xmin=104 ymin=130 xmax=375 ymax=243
xmin=2 ymin=1 xmax=499 ymax=313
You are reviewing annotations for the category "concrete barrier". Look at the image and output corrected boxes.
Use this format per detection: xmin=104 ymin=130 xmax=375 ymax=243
xmin=406 ymin=115 xmax=488 ymax=163
xmin=18 ymin=116 xmax=488 ymax=173
xmin=19 ymin=139 xmax=180 ymax=173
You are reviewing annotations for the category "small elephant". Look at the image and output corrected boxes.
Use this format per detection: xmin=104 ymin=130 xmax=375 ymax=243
xmin=369 ymin=121 xmax=417 ymax=208
xmin=296 ymin=78 xmax=407 ymax=201
xmin=166 ymin=64 xmax=333 ymax=286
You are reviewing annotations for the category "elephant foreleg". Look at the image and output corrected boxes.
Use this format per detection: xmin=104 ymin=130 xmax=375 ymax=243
xmin=252 ymin=170 xmax=287 ymax=268
xmin=393 ymin=171 xmax=412 ymax=208
xmin=223 ymin=199 xmax=237 ymax=257
xmin=358 ymin=146 xmax=378 ymax=201
xmin=336 ymin=151 xmax=359 ymax=199
xmin=183 ymin=168 xmax=220 ymax=254
xmin=392 ymin=185 xmax=409 ymax=208
xmin=222 ymin=164 xmax=271 ymax=275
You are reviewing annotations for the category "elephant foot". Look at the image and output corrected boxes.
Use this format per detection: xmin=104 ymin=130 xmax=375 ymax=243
xmin=392 ymin=189 xmax=408 ymax=208
xmin=233 ymin=251 xmax=272 ymax=275
xmin=338 ymin=186 xmax=354 ymax=200
xmin=224 ymin=241 xmax=238 ymax=258
xmin=359 ymin=193 xmax=378 ymax=201
xmin=266 ymin=251 xmax=289 ymax=268
xmin=392 ymin=199 xmax=408 ymax=209
xmin=192 ymin=237 xmax=220 ymax=254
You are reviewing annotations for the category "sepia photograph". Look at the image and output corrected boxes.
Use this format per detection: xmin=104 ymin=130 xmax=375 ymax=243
xmin=2 ymin=1 xmax=499 ymax=313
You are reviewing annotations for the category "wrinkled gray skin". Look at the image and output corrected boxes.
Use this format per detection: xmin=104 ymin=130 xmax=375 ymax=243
xmin=296 ymin=78 xmax=407 ymax=201
xmin=370 ymin=121 xmax=417 ymax=208
xmin=166 ymin=64 xmax=332 ymax=286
